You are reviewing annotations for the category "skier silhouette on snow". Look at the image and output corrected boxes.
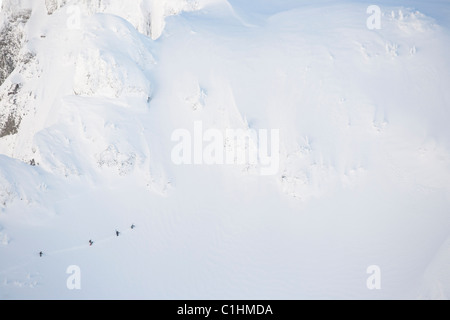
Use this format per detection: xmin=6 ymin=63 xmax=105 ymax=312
xmin=39 ymin=251 xmax=43 ymax=257
xmin=116 ymin=230 xmax=120 ymax=237
xmin=89 ymin=240 xmax=94 ymax=246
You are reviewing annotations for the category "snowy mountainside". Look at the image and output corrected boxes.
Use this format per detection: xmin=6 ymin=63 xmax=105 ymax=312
xmin=0 ymin=0 xmax=450 ymax=299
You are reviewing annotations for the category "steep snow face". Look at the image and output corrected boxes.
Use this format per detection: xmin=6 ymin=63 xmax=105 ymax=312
xmin=0 ymin=0 xmax=450 ymax=299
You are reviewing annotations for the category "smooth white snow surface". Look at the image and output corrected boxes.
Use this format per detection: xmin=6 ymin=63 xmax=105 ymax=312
xmin=0 ymin=0 xmax=450 ymax=299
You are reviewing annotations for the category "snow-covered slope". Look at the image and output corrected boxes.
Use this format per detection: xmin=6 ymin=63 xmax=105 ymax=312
xmin=0 ymin=0 xmax=450 ymax=299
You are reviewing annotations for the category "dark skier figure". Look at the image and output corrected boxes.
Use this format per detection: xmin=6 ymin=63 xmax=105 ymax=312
xmin=116 ymin=230 xmax=120 ymax=237
xmin=39 ymin=251 xmax=43 ymax=257
xmin=131 ymin=224 xmax=135 ymax=230
xmin=89 ymin=240 xmax=93 ymax=246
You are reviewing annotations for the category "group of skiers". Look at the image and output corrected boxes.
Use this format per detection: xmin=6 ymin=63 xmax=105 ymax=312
xmin=39 ymin=224 xmax=136 ymax=257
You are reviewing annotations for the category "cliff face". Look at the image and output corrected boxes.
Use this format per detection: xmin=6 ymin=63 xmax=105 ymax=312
xmin=0 ymin=7 xmax=32 ymax=138
xmin=0 ymin=10 xmax=30 ymax=87
xmin=42 ymin=0 xmax=200 ymax=39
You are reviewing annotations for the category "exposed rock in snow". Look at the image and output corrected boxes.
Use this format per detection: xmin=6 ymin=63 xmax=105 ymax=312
xmin=0 ymin=7 xmax=30 ymax=86
xmin=0 ymin=0 xmax=450 ymax=300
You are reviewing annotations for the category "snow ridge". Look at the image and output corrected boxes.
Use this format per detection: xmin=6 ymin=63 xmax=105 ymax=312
xmin=0 ymin=0 xmax=450 ymax=300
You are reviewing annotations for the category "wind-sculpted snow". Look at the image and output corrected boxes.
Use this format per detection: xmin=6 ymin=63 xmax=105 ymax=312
xmin=0 ymin=0 xmax=450 ymax=299
xmin=43 ymin=0 xmax=203 ymax=39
